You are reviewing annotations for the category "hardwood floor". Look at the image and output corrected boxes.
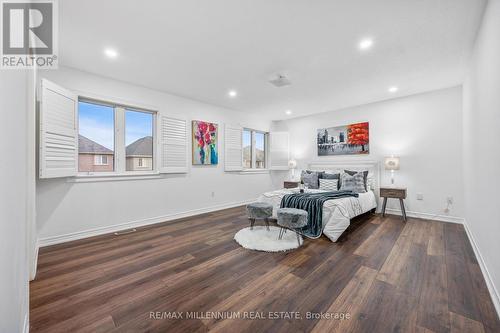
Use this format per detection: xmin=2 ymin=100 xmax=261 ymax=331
xmin=30 ymin=207 xmax=500 ymax=333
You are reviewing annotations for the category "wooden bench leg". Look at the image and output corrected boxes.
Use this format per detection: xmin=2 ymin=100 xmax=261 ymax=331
xmin=382 ymin=197 xmax=388 ymax=217
xmin=399 ymin=199 xmax=407 ymax=222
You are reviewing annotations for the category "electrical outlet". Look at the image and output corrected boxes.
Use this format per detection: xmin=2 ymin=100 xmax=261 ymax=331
xmin=416 ymin=193 xmax=424 ymax=200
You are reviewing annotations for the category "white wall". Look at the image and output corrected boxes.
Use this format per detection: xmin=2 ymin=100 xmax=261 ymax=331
xmin=0 ymin=72 xmax=30 ymax=332
xmin=36 ymin=67 xmax=275 ymax=243
xmin=273 ymin=86 xmax=464 ymax=220
xmin=463 ymin=0 xmax=500 ymax=313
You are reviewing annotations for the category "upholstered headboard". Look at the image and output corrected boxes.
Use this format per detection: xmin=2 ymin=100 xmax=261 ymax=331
xmin=307 ymin=160 xmax=381 ymax=200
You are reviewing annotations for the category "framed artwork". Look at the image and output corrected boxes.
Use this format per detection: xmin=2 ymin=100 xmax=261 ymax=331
xmin=317 ymin=122 xmax=369 ymax=156
xmin=192 ymin=120 xmax=218 ymax=165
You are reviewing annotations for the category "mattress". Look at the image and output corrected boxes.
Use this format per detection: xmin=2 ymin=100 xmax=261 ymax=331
xmin=257 ymin=189 xmax=377 ymax=242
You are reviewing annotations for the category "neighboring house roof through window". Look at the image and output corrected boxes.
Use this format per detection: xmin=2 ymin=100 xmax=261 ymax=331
xmin=78 ymin=135 xmax=114 ymax=154
xmin=126 ymin=136 xmax=153 ymax=157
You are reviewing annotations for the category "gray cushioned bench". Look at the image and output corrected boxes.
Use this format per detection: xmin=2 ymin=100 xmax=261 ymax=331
xmin=246 ymin=202 xmax=273 ymax=230
xmin=277 ymin=208 xmax=308 ymax=245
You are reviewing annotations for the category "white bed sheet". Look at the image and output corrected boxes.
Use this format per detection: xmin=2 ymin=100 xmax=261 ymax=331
xmin=257 ymin=189 xmax=377 ymax=242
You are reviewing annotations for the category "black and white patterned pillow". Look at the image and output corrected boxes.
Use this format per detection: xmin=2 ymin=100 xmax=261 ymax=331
xmin=319 ymin=178 xmax=338 ymax=191
xmin=321 ymin=172 xmax=340 ymax=189
xmin=341 ymin=172 xmax=366 ymax=193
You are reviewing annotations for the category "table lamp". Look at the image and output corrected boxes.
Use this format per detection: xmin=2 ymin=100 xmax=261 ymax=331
xmin=288 ymin=159 xmax=297 ymax=180
xmin=384 ymin=156 xmax=400 ymax=185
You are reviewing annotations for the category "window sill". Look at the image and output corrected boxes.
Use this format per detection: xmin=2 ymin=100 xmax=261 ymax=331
xmin=238 ymin=169 xmax=270 ymax=175
xmin=68 ymin=172 xmax=161 ymax=183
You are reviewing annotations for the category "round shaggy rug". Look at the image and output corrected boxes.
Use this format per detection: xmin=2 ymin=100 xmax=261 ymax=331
xmin=234 ymin=226 xmax=303 ymax=252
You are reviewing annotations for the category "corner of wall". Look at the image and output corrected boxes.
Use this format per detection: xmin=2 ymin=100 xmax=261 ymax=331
xmin=30 ymin=239 xmax=39 ymax=281
xmin=463 ymin=220 xmax=500 ymax=318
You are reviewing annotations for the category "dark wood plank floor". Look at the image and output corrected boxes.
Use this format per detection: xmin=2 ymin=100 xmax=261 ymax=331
xmin=30 ymin=207 xmax=500 ymax=333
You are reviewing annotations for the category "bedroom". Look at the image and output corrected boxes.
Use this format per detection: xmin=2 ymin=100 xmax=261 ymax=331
xmin=1 ymin=0 xmax=499 ymax=332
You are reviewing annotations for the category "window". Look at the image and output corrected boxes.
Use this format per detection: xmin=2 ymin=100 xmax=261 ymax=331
xmin=78 ymin=101 xmax=115 ymax=172
xmin=255 ymin=132 xmax=266 ymax=169
xmin=94 ymin=155 xmax=109 ymax=165
xmin=243 ymin=129 xmax=268 ymax=169
xmin=125 ymin=110 xmax=154 ymax=171
xmin=78 ymin=99 xmax=156 ymax=175
xmin=243 ymin=129 xmax=252 ymax=168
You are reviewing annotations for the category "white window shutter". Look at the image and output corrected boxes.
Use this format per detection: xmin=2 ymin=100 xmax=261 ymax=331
xmin=39 ymin=79 xmax=78 ymax=179
xmin=224 ymin=124 xmax=243 ymax=171
xmin=159 ymin=116 xmax=188 ymax=173
xmin=269 ymin=132 xmax=289 ymax=170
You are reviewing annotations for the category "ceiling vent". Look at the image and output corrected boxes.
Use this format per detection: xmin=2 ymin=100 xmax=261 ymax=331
xmin=269 ymin=74 xmax=291 ymax=87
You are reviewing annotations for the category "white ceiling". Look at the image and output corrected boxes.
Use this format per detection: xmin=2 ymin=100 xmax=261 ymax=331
xmin=59 ymin=0 xmax=486 ymax=120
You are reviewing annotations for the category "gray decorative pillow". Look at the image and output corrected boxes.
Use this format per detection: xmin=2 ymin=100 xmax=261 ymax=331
xmin=305 ymin=170 xmax=325 ymax=179
xmin=341 ymin=172 xmax=366 ymax=193
xmin=303 ymin=170 xmax=324 ymax=187
xmin=345 ymin=170 xmax=369 ymax=191
xmin=301 ymin=171 xmax=319 ymax=189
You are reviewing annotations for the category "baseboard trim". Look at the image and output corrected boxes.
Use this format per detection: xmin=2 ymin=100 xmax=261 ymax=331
xmin=30 ymin=239 xmax=39 ymax=281
xmin=38 ymin=199 xmax=254 ymax=247
xmin=463 ymin=220 xmax=500 ymax=318
xmin=384 ymin=208 xmax=464 ymax=224
xmin=23 ymin=312 xmax=29 ymax=333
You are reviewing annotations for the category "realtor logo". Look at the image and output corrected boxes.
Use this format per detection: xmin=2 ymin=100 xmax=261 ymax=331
xmin=1 ymin=0 xmax=58 ymax=68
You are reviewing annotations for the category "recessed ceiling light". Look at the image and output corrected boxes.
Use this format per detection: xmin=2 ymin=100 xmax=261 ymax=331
xmin=388 ymin=86 xmax=399 ymax=93
xmin=285 ymin=110 xmax=292 ymax=115
xmin=228 ymin=90 xmax=237 ymax=98
xmin=104 ymin=48 xmax=118 ymax=59
xmin=359 ymin=39 xmax=374 ymax=50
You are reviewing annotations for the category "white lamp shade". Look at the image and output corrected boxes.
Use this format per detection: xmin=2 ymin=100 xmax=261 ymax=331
xmin=288 ymin=159 xmax=297 ymax=169
xmin=384 ymin=156 xmax=400 ymax=170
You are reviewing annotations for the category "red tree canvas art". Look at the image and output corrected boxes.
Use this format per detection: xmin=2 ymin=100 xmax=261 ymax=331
xmin=192 ymin=120 xmax=218 ymax=165
xmin=347 ymin=122 xmax=369 ymax=152
xmin=317 ymin=122 xmax=370 ymax=155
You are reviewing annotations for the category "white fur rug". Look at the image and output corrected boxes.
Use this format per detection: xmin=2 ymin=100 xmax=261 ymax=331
xmin=234 ymin=226 xmax=303 ymax=252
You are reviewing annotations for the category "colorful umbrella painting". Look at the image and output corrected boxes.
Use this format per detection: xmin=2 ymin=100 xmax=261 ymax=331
xmin=192 ymin=120 xmax=218 ymax=165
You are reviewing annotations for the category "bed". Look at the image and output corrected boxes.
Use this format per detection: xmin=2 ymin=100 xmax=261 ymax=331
xmin=257 ymin=161 xmax=380 ymax=242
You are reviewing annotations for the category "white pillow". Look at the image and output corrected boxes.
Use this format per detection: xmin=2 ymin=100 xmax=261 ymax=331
xmin=319 ymin=178 xmax=338 ymax=191
xmin=367 ymin=173 xmax=374 ymax=191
